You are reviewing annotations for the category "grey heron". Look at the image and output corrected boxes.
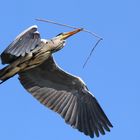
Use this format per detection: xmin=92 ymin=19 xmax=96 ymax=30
xmin=0 ymin=25 xmax=113 ymax=138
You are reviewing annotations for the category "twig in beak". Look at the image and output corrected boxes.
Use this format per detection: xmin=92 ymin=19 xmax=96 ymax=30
xmin=35 ymin=18 xmax=103 ymax=68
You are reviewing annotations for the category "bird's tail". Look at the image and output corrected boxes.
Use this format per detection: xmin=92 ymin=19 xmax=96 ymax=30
xmin=0 ymin=65 xmax=20 ymax=84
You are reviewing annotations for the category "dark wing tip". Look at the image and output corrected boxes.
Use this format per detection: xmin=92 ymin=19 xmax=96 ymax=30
xmin=71 ymin=87 xmax=113 ymax=138
xmin=93 ymin=98 xmax=113 ymax=128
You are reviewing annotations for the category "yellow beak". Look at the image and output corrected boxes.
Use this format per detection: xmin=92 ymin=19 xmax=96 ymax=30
xmin=60 ymin=28 xmax=83 ymax=40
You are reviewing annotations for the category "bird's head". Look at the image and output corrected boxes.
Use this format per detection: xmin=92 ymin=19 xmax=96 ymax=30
xmin=47 ymin=28 xmax=83 ymax=52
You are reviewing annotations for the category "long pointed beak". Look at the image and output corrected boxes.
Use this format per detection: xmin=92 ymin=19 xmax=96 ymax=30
xmin=61 ymin=28 xmax=83 ymax=40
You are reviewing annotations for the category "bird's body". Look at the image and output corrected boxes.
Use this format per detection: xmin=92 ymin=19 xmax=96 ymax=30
xmin=0 ymin=25 xmax=66 ymax=82
xmin=0 ymin=25 xmax=113 ymax=138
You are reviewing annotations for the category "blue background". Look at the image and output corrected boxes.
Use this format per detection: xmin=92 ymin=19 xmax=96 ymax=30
xmin=0 ymin=0 xmax=139 ymax=140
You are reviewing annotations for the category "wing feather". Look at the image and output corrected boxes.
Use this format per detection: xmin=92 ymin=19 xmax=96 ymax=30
xmin=65 ymin=96 xmax=75 ymax=122
xmin=69 ymin=99 xmax=78 ymax=126
xmin=61 ymin=94 xmax=74 ymax=118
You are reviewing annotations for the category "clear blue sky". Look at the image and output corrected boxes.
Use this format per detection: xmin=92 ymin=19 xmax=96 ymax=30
xmin=0 ymin=0 xmax=139 ymax=139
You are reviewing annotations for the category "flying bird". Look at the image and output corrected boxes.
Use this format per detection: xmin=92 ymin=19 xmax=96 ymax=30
xmin=0 ymin=25 xmax=113 ymax=138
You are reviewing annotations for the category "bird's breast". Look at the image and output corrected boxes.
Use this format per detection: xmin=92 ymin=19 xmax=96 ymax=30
xmin=20 ymin=46 xmax=51 ymax=71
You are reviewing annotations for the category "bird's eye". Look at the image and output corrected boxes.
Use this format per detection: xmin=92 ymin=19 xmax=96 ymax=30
xmin=56 ymin=32 xmax=63 ymax=37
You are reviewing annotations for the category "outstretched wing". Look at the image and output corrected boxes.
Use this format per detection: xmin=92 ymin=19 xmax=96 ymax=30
xmin=18 ymin=56 xmax=113 ymax=138
xmin=1 ymin=25 xmax=41 ymax=64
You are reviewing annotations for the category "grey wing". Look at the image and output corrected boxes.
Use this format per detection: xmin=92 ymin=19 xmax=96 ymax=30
xmin=1 ymin=25 xmax=41 ymax=64
xmin=18 ymin=56 xmax=113 ymax=138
